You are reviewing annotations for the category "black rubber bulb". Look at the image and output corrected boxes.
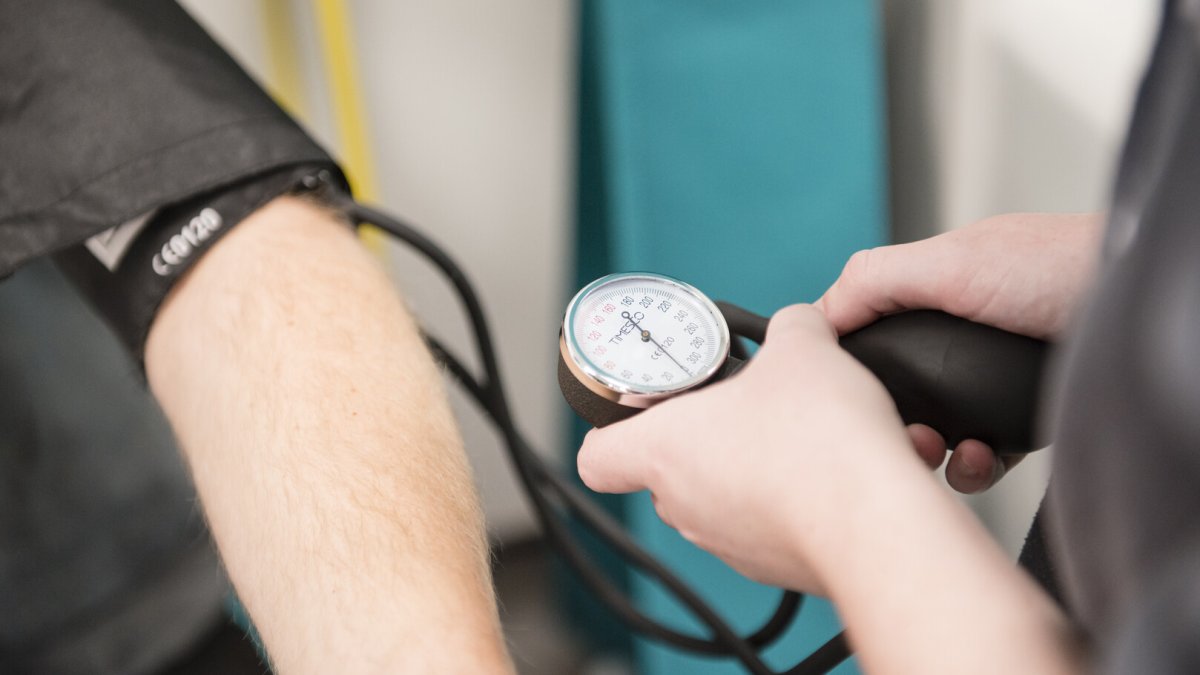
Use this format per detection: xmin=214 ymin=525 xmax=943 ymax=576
xmin=838 ymin=310 xmax=1047 ymax=453
xmin=717 ymin=303 xmax=1048 ymax=454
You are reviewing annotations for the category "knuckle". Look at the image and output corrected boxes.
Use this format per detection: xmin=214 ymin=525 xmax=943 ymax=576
xmin=843 ymin=247 xmax=880 ymax=286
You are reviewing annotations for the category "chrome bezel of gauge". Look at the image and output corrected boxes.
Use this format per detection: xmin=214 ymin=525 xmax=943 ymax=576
xmin=559 ymin=272 xmax=731 ymax=409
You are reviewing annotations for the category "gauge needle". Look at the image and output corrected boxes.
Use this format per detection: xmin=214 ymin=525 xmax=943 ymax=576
xmin=622 ymin=312 xmax=692 ymax=377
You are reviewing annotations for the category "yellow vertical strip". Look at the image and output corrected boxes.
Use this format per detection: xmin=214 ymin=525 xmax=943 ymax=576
xmin=311 ymin=0 xmax=377 ymax=199
xmin=260 ymin=0 xmax=308 ymax=120
xmin=311 ymin=0 xmax=387 ymax=253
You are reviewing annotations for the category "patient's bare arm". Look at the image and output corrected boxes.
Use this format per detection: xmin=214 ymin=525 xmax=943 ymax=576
xmin=146 ymin=196 xmax=514 ymax=674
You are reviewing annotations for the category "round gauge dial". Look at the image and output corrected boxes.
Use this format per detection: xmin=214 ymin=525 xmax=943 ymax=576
xmin=561 ymin=272 xmax=731 ymax=405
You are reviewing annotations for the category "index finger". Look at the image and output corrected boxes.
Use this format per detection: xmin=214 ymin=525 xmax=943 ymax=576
xmin=815 ymin=244 xmax=940 ymax=335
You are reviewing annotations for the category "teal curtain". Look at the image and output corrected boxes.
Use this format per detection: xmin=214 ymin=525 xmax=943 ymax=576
xmin=574 ymin=1 xmax=886 ymax=673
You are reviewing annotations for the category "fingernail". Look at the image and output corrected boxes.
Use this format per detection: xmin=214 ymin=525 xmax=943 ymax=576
xmin=956 ymin=455 xmax=989 ymax=494
xmin=959 ymin=453 xmax=984 ymax=479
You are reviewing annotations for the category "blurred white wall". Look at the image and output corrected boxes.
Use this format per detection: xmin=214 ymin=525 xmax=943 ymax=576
xmin=884 ymin=0 xmax=1160 ymax=552
xmin=180 ymin=0 xmax=574 ymax=541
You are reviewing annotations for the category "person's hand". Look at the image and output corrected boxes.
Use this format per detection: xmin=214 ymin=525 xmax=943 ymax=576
xmin=815 ymin=213 xmax=1104 ymax=493
xmin=816 ymin=213 xmax=1103 ymax=339
xmin=577 ymin=305 xmax=925 ymax=594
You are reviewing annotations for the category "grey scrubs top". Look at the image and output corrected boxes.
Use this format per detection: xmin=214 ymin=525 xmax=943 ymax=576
xmin=1045 ymin=1 xmax=1200 ymax=671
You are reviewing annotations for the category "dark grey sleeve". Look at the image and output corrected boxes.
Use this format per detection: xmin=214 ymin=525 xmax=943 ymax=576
xmin=0 ymin=0 xmax=344 ymax=276
xmin=1100 ymin=545 xmax=1200 ymax=674
xmin=0 ymin=0 xmax=348 ymax=356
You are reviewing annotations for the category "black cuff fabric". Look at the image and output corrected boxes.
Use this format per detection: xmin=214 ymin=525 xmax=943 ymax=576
xmin=54 ymin=165 xmax=343 ymax=361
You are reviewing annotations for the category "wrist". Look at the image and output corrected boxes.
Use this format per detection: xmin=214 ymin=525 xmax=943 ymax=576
xmin=788 ymin=446 xmax=942 ymax=596
xmin=790 ymin=451 xmax=1082 ymax=674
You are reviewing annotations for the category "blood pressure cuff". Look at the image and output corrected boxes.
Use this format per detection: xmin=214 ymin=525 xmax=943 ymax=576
xmin=0 ymin=0 xmax=347 ymax=358
xmin=54 ymin=166 xmax=341 ymax=358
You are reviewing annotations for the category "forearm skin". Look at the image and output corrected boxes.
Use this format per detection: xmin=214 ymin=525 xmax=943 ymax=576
xmin=146 ymin=196 xmax=513 ymax=674
xmin=804 ymin=454 xmax=1083 ymax=675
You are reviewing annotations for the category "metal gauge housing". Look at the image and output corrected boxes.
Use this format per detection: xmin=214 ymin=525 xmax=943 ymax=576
xmin=560 ymin=273 xmax=731 ymax=417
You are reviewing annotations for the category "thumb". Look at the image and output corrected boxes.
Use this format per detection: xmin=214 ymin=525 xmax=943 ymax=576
xmin=577 ymin=416 xmax=656 ymax=494
xmin=765 ymin=304 xmax=838 ymax=347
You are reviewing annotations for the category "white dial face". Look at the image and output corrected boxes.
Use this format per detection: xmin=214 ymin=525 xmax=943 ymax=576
xmin=565 ymin=273 xmax=730 ymax=395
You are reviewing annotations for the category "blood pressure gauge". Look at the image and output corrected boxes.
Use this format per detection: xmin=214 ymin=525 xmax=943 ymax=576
xmin=558 ymin=272 xmax=733 ymax=427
